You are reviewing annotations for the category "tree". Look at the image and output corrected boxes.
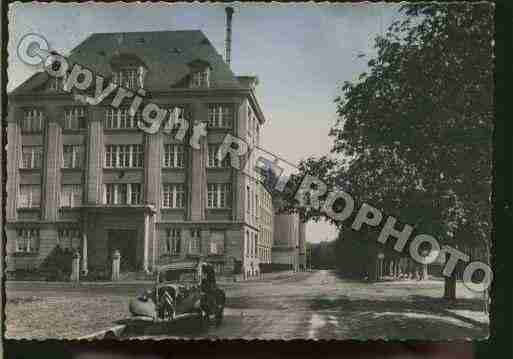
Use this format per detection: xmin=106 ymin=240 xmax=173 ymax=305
xmin=279 ymin=3 xmax=492 ymax=300
xmin=328 ymin=3 xmax=493 ymax=299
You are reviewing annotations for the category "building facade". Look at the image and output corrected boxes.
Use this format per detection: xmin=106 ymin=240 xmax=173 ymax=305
xmin=257 ymin=183 xmax=274 ymax=266
xmin=272 ymin=212 xmax=300 ymax=271
xmin=6 ymin=30 xmax=266 ymax=277
xmin=298 ymin=221 xmax=307 ymax=271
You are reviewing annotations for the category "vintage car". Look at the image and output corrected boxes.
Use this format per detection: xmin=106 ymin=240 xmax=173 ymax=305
xmin=128 ymin=260 xmax=226 ymax=326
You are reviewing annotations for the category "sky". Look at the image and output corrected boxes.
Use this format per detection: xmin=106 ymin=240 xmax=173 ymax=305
xmin=8 ymin=2 xmax=402 ymax=243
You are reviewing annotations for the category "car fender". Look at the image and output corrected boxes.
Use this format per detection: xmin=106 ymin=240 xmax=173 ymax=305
xmin=129 ymin=296 xmax=157 ymax=319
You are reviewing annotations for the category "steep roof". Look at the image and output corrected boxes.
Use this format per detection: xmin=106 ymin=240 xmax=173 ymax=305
xmin=12 ymin=30 xmax=243 ymax=94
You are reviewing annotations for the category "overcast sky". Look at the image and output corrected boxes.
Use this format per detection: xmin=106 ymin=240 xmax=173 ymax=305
xmin=8 ymin=2 xmax=402 ymax=244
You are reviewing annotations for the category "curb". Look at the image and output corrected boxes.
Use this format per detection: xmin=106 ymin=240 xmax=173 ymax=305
xmin=76 ymin=324 xmax=127 ymax=340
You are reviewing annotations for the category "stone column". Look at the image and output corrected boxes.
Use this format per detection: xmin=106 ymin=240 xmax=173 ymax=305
xmin=151 ymin=214 xmax=157 ymax=271
xmin=188 ymin=102 xmax=207 ymax=221
xmin=180 ymin=230 xmax=191 ymax=259
xmin=112 ymin=250 xmax=120 ymax=281
xmin=143 ymin=211 xmax=150 ymax=273
xmin=144 ymin=132 xmax=162 ymax=212
xmin=81 ymin=231 xmax=88 ymax=276
xmin=201 ymin=229 xmax=210 ymax=257
xmin=71 ymin=251 xmax=80 ymax=282
xmin=85 ymin=107 xmax=104 ymax=204
xmin=42 ymin=107 xmax=62 ymax=221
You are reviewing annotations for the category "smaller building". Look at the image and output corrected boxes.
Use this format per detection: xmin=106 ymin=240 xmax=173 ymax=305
xmin=257 ymin=183 xmax=274 ymax=266
xmin=298 ymin=222 xmax=307 ymax=271
xmin=272 ymin=212 xmax=300 ymax=271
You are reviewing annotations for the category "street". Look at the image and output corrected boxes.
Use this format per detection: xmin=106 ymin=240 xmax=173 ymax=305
xmin=5 ymin=270 xmax=488 ymax=340
xmin=122 ymin=270 xmax=488 ymax=340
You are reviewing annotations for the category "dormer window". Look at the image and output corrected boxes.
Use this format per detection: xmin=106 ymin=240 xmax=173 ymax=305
xmin=113 ymin=67 xmax=140 ymax=90
xmin=188 ymin=59 xmax=211 ymax=89
xmin=190 ymin=68 xmax=210 ymax=88
xmin=49 ymin=77 xmax=64 ymax=92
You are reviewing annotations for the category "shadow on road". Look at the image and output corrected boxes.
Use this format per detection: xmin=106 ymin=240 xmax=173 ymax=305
xmin=307 ymin=294 xmax=488 ymax=340
xmin=116 ymin=317 xmax=213 ymax=338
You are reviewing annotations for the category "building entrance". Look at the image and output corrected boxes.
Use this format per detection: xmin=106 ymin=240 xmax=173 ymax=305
xmin=107 ymin=230 xmax=138 ymax=271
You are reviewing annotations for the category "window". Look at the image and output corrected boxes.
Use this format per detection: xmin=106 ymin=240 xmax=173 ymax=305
xmin=64 ymin=107 xmax=87 ymax=130
xmin=207 ymin=104 xmax=233 ymax=128
xmin=104 ymin=183 xmax=143 ymax=205
xmin=189 ymin=229 xmax=201 ymax=254
xmin=15 ymin=229 xmax=39 ymax=253
xmin=113 ymin=68 xmax=140 ymax=90
xmin=162 ymin=184 xmax=185 ymax=208
xmin=104 ymin=144 xmax=144 ymax=168
xmin=207 ymin=144 xmax=229 ymax=168
xmin=118 ymin=184 xmax=128 ymax=205
xmin=58 ymin=229 xmax=81 ymax=250
xmin=163 ymin=144 xmax=184 ymax=168
xmin=207 ymin=183 xmax=231 ymax=209
xmin=49 ymin=77 xmax=63 ymax=92
xmin=210 ymin=241 xmax=217 ymax=254
xmin=21 ymin=109 xmax=44 ymax=132
xmin=62 ymin=145 xmax=84 ymax=169
xmin=60 ymin=185 xmax=82 ymax=208
xmin=162 ymin=106 xmax=186 ymax=132
xmin=131 ymin=183 xmax=142 ymax=205
xmin=105 ymin=108 xmax=140 ymax=129
xmin=165 ymin=229 xmax=181 ymax=255
xmin=21 ymin=146 xmax=43 ymax=169
xmin=132 ymin=144 xmax=144 ymax=167
xmin=190 ymin=68 xmax=210 ymax=88
xmin=18 ymin=185 xmax=41 ymax=208
xmin=209 ymin=231 xmax=224 ymax=255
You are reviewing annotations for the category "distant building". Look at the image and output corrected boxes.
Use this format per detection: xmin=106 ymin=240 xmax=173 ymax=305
xmin=298 ymin=222 xmax=306 ymax=271
xmin=257 ymin=183 xmax=274 ymax=266
xmin=272 ymin=213 xmax=300 ymax=271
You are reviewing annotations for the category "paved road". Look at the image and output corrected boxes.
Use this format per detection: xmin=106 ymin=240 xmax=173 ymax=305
xmin=124 ymin=270 xmax=488 ymax=340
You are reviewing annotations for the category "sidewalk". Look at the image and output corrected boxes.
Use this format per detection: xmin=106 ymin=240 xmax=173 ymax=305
xmin=6 ymin=270 xmax=300 ymax=288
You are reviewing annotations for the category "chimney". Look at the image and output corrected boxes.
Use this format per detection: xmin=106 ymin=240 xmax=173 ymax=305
xmin=225 ymin=7 xmax=234 ymax=67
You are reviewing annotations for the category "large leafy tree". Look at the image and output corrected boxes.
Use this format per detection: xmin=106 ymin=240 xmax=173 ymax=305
xmin=282 ymin=3 xmax=492 ymax=299
xmin=334 ymin=3 xmax=493 ymax=299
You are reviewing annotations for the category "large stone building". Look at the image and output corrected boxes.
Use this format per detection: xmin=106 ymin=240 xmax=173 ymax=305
xmin=6 ymin=16 xmax=269 ymax=277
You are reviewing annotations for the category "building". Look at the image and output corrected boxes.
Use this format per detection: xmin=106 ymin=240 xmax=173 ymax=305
xmin=6 ymin=10 xmax=268 ymax=277
xmin=298 ymin=221 xmax=307 ymax=271
xmin=257 ymin=183 xmax=274 ymax=266
xmin=272 ymin=212 xmax=300 ymax=271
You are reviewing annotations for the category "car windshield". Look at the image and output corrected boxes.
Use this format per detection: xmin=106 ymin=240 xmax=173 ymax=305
xmin=159 ymin=269 xmax=198 ymax=283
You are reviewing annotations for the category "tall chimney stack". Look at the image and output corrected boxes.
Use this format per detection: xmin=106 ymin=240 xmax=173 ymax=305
xmin=225 ymin=7 xmax=234 ymax=67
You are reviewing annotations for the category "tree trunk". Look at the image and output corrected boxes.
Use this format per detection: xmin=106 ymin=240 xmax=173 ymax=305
xmin=444 ymin=272 xmax=457 ymax=300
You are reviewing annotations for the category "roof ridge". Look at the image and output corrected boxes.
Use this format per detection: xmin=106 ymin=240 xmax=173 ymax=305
xmin=91 ymin=30 xmax=203 ymax=36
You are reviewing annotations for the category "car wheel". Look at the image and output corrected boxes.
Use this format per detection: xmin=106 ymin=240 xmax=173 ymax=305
xmin=167 ymin=305 xmax=176 ymax=321
xmin=198 ymin=309 xmax=209 ymax=328
xmin=215 ymin=306 xmax=224 ymax=326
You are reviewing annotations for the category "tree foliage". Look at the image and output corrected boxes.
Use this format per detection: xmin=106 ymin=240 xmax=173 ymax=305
xmin=277 ymin=4 xmax=493 ymax=290
xmin=337 ymin=3 xmax=492 ymax=243
xmin=293 ymin=3 xmax=493 ymax=247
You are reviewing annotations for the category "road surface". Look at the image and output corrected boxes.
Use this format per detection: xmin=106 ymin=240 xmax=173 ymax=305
xmin=122 ymin=270 xmax=488 ymax=340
